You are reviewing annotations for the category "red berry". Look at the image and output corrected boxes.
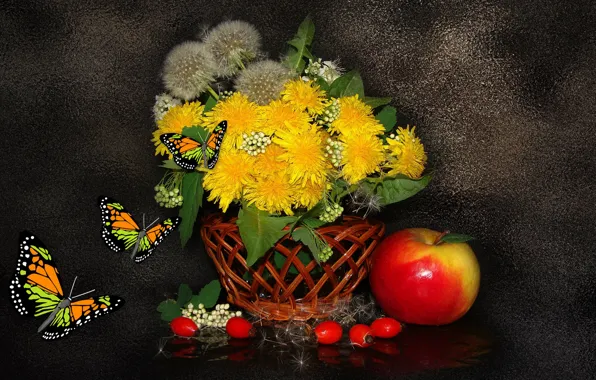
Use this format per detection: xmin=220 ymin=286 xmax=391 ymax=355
xmin=313 ymin=320 xmax=343 ymax=345
xmin=225 ymin=316 xmax=255 ymax=339
xmin=349 ymin=324 xmax=374 ymax=347
xmin=170 ymin=316 xmax=198 ymax=337
xmin=370 ymin=317 xmax=402 ymax=339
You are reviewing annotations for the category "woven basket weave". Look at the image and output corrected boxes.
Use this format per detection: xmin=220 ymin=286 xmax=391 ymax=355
xmin=200 ymin=213 xmax=385 ymax=321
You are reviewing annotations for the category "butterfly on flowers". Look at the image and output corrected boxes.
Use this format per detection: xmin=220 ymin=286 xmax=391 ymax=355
xmin=10 ymin=232 xmax=124 ymax=340
xmin=160 ymin=120 xmax=227 ymax=170
xmin=98 ymin=196 xmax=181 ymax=263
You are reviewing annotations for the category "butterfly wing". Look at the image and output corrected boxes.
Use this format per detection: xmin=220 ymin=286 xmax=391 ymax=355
xmin=42 ymin=295 xmax=125 ymax=340
xmin=204 ymin=121 xmax=227 ymax=169
xmin=133 ymin=217 xmax=182 ymax=263
xmin=11 ymin=232 xmax=64 ymax=317
xmin=98 ymin=196 xmax=141 ymax=253
xmin=160 ymin=133 xmax=203 ymax=170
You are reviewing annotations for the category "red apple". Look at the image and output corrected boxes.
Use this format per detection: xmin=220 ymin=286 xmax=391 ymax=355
xmin=369 ymin=228 xmax=480 ymax=325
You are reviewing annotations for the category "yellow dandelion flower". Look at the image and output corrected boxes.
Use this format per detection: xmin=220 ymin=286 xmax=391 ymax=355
xmin=281 ymin=79 xmax=327 ymax=115
xmin=254 ymin=143 xmax=289 ymax=176
xmin=385 ymin=126 xmax=427 ymax=179
xmin=204 ymin=92 xmax=262 ymax=149
xmin=244 ymin=171 xmax=295 ymax=215
xmin=152 ymin=102 xmax=204 ymax=156
xmin=341 ymin=132 xmax=385 ymax=184
xmin=259 ymin=100 xmax=310 ymax=133
xmin=329 ymin=95 xmax=384 ymax=137
xmin=294 ymin=180 xmax=326 ymax=209
xmin=273 ymin=124 xmax=329 ymax=186
xmin=203 ymin=150 xmax=255 ymax=212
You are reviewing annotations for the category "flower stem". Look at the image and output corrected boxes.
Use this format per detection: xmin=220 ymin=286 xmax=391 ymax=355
xmin=206 ymin=86 xmax=219 ymax=101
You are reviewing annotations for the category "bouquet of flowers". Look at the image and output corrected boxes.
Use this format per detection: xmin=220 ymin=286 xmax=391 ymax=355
xmin=151 ymin=17 xmax=431 ymax=266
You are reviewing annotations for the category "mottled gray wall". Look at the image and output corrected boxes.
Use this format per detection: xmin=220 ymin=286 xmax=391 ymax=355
xmin=1 ymin=0 xmax=595 ymax=378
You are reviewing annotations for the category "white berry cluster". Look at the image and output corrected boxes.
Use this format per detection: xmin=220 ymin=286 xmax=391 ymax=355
xmin=324 ymin=138 xmax=344 ymax=168
xmin=218 ymin=90 xmax=234 ymax=100
xmin=181 ymin=303 xmax=242 ymax=329
xmin=319 ymin=203 xmax=344 ymax=223
xmin=153 ymin=93 xmax=181 ymax=122
xmin=316 ymin=98 xmax=341 ymax=126
xmin=303 ymin=58 xmax=343 ymax=84
xmin=240 ymin=131 xmax=271 ymax=156
xmin=154 ymin=185 xmax=183 ymax=208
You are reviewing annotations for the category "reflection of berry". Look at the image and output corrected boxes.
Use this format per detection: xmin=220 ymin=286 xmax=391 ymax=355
xmin=370 ymin=317 xmax=402 ymax=339
xmin=314 ymin=320 xmax=343 ymax=344
xmin=349 ymin=324 xmax=374 ymax=347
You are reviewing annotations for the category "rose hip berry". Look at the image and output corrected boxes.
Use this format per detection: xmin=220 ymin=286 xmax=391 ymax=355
xmin=170 ymin=316 xmax=199 ymax=337
xmin=370 ymin=317 xmax=402 ymax=339
xmin=225 ymin=316 xmax=255 ymax=339
xmin=349 ymin=324 xmax=374 ymax=347
xmin=314 ymin=320 xmax=343 ymax=345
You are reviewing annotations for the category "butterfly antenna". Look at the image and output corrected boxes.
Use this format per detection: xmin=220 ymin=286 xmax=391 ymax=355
xmin=68 ymin=276 xmax=78 ymax=298
xmin=71 ymin=288 xmax=96 ymax=300
xmin=146 ymin=217 xmax=160 ymax=229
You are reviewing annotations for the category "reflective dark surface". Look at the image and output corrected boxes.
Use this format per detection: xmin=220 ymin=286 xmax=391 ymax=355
xmin=154 ymin=320 xmax=493 ymax=377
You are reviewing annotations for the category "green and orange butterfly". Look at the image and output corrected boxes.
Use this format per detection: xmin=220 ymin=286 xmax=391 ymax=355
xmin=98 ymin=196 xmax=181 ymax=263
xmin=159 ymin=120 xmax=227 ymax=170
xmin=10 ymin=232 xmax=124 ymax=340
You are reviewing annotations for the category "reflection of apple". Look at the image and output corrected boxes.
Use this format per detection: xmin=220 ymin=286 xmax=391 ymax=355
xmin=370 ymin=228 xmax=480 ymax=325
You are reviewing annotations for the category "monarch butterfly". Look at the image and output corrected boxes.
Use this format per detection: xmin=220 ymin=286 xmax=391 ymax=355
xmin=98 ymin=196 xmax=181 ymax=263
xmin=160 ymin=120 xmax=227 ymax=170
xmin=10 ymin=232 xmax=124 ymax=340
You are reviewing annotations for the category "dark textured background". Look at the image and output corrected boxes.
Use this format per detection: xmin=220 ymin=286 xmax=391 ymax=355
xmin=1 ymin=0 xmax=595 ymax=379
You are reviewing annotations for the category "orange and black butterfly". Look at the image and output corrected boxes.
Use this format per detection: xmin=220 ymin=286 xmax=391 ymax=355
xmin=98 ymin=196 xmax=181 ymax=263
xmin=10 ymin=232 xmax=124 ymax=340
xmin=160 ymin=120 xmax=227 ymax=170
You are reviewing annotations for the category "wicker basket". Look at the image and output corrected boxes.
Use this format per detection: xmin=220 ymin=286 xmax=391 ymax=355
xmin=200 ymin=213 xmax=385 ymax=321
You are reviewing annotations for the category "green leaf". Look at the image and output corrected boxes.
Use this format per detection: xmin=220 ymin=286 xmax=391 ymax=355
xmin=182 ymin=125 xmax=209 ymax=143
xmin=314 ymin=77 xmax=330 ymax=93
xmin=363 ymin=96 xmax=392 ymax=109
xmin=363 ymin=173 xmax=432 ymax=206
xmin=439 ymin=233 xmax=475 ymax=244
xmin=204 ymin=95 xmax=217 ymax=112
xmin=242 ymin=270 xmax=252 ymax=282
xmin=157 ymin=299 xmax=176 ymax=312
xmin=236 ymin=205 xmax=297 ymax=266
xmin=176 ymin=284 xmax=193 ymax=307
xmin=274 ymin=250 xmax=311 ymax=275
xmin=160 ymin=159 xmax=181 ymax=170
xmin=283 ymin=16 xmax=316 ymax=73
xmin=291 ymin=227 xmax=327 ymax=264
xmin=375 ymin=105 xmax=397 ymax=132
xmin=157 ymin=300 xmax=182 ymax=322
xmin=328 ymin=70 xmax=364 ymax=98
xmin=178 ymin=171 xmax=204 ymax=247
xmin=290 ymin=202 xmax=325 ymax=232
xmin=190 ymin=280 xmax=221 ymax=309
xmin=302 ymin=217 xmax=326 ymax=229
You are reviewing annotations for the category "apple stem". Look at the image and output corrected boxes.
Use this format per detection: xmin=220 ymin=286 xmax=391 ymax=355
xmin=433 ymin=230 xmax=450 ymax=246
